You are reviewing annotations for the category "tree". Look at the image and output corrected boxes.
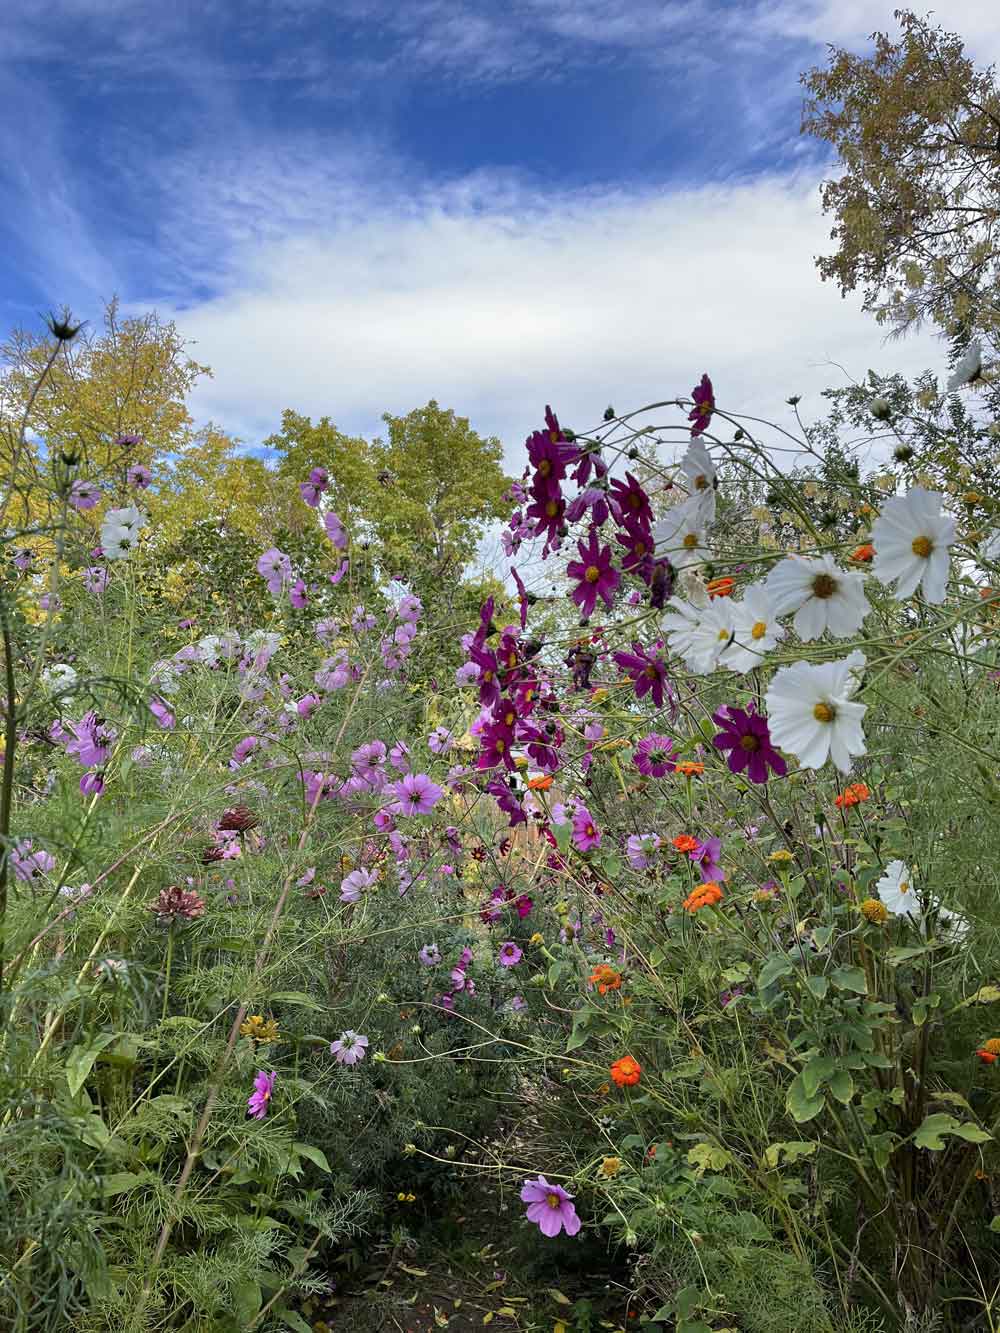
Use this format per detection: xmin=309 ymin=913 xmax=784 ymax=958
xmin=801 ymin=9 xmax=1000 ymax=349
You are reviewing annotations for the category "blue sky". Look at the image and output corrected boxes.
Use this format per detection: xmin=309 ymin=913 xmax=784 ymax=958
xmin=1 ymin=0 xmax=996 ymax=471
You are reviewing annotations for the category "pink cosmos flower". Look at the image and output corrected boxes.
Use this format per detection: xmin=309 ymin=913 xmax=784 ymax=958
xmin=324 ymin=512 xmax=348 ymax=549
xmin=149 ymin=697 xmax=175 ymax=730
xmin=340 ymin=868 xmax=378 ymax=902
xmin=499 ymin=941 xmax=523 ymax=967
xmin=247 ymin=1070 xmax=276 ymax=1119
xmin=391 ymin=772 xmax=443 ymax=815
xmin=11 ymin=840 xmax=57 ymax=882
xmin=571 ymin=806 xmax=601 ymax=852
xmin=520 ymin=1176 xmax=581 ymax=1238
xmin=330 ymin=1031 xmax=369 ymax=1065
xmin=127 ymin=464 xmax=153 ymax=489
xmin=290 ymin=579 xmax=309 ymax=608
xmin=68 ymin=479 xmax=101 ymax=510
xmin=632 ymin=734 xmax=675 ymax=777
xmin=80 ymin=771 xmax=105 ymax=796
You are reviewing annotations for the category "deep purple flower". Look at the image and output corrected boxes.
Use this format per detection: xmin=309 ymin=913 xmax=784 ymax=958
xmin=525 ymin=488 xmax=566 ymax=547
xmin=632 ymin=734 xmax=675 ymax=777
xmin=615 ymin=519 xmax=655 ymax=578
xmin=391 ymin=772 xmax=443 ymax=815
xmin=711 ymin=704 xmax=787 ymax=784
xmin=689 ymin=373 xmax=715 ymax=437
xmin=610 ymin=472 xmax=653 ymax=526
xmin=247 ymin=1070 xmax=276 ymax=1119
xmin=127 ymin=464 xmax=153 ymax=489
xmin=566 ymin=531 xmax=620 ymax=620
xmin=80 ymin=770 xmax=105 ymax=797
xmin=612 ymin=641 xmax=672 ymax=710
xmin=487 ymin=778 xmax=527 ymax=828
xmin=499 ymin=941 xmax=523 ymax=967
xmin=469 ymin=644 xmax=502 ymax=709
xmin=520 ymin=1176 xmax=581 ymax=1238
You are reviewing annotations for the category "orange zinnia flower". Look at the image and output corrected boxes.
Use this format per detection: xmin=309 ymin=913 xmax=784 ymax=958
xmin=835 ymin=782 xmax=870 ymax=809
xmin=706 ymin=576 xmax=734 ymax=598
xmin=672 ymin=833 xmax=699 ymax=853
xmin=851 ymin=543 xmax=875 ymax=562
xmin=977 ymin=1038 xmax=1000 ymax=1064
xmin=977 ymin=1049 xmax=998 ymax=1065
xmin=674 ymin=761 xmax=704 ymax=777
xmin=527 ymin=774 xmax=554 ymax=791
xmin=589 ymin=963 xmax=622 ymax=995
xmin=610 ymin=1055 xmax=641 ymax=1087
xmin=683 ymin=882 xmax=723 ymax=913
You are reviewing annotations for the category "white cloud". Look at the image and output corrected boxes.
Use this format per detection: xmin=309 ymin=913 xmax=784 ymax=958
xmin=148 ymin=168 xmax=941 ymax=470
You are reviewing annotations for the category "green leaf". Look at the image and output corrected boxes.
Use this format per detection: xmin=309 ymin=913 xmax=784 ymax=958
xmin=293 ymin=1142 xmax=331 ymax=1173
xmin=830 ymin=966 xmax=868 ymax=994
xmin=764 ymin=1140 xmax=818 ymax=1168
xmin=66 ymin=1033 xmax=120 ymax=1096
xmin=277 ymin=1310 xmax=314 ymax=1333
xmin=758 ymin=955 xmax=795 ymax=989
xmin=269 ymin=990 xmax=324 ymax=1011
xmin=961 ymin=985 xmax=1000 ymax=1007
xmin=828 ymin=1070 xmax=855 ymax=1105
xmin=100 ymin=1171 xmax=152 ymax=1197
xmin=885 ymin=946 xmax=931 ymax=967
xmin=802 ymin=1056 xmax=835 ymax=1099
xmin=804 ymin=975 xmax=829 ymax=1000
xmin=686 ymin=1142 xmax=733 ymax=1174
xmin=787 ymin=1074 xmax=825 ymax=1124
xmin=990 ymin=1216 xmax=1000 ymax=1234
xmin=913 ymin=1114 xmax=992 ymax=1151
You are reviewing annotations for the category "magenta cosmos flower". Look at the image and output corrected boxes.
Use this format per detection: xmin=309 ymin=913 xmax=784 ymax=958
xmin=711 ymin=704 xmax=787 ymax=784
xmin=390 ymin=772 xmax=443 ymax=815
xmin=566 ymin=531 xmax=620 ymax=619
xmin=612 ymin=641 xmax=672 ymax=710
xmin=689 ymin=373 xmax=715 ymax=437
xmin=247 ymin=1070 xmax=276 ymax=1119
xmin=633 ymin=734 xmax=675 ymax=777
xmin=520 ymin=1176 xmax=581 ymax=1238
xmin=330 ymin=1031 xmax=369 ymax=1065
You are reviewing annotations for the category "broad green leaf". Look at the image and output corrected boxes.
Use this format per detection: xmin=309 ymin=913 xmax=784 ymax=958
xmin=828 ymin=1070 xmax=855 ymax=1104
xmin=764 ymin=1140 xmax=818 ymax=1168
xmin=269 ymin=990 xmax=324 ymax=1011
xmin=66 ymin=1033 xmax=120 ymax=1097
xmin=277 ymin=1310 xmax=314 ymax=1333
xmin=830 ymin=966 xmax=867 ymax=994
xmin=913 ymin=1114 xmax=992 ymax=1150
xmin=786 ymin=1074 xmax=825 ymax=1124
xmin=100 ymin=1171 xmax=153 ymax=1197
xmin=293 ymin=1142 xmax=331 ymax=1173
xmin=687 ymin=1142 xmax=733 ymax=1174
xmin=802 ymin=1056 xmax=835 ymax=1099
xmin=758 ymin=956 xmax=795 ymax=989
xmin=804 ymin=975 xmax=829 ymax=1001
xmin=961 ymin=985 xmax=1000 ymax=1006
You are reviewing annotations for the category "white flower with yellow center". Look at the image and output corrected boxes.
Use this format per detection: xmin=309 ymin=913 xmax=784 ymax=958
xmin=653 ymin=495 xmax=712 ymax=570
xmin=765 ymin=656 xmax=867 ymax=774
xmin=679 ymin=440 xmax=717 ymax=521
xmin=662 ymin=594 xmax=734 ymax=675
xmin=765 ymin=553 xmax=870 ymax=641
xmin=870 ymin=487 xmax=956 ymax=604
xmin=876 ymin=860 xmax=918 ymax=918
xmin=721 ymin=582 xmax=784 ymax=673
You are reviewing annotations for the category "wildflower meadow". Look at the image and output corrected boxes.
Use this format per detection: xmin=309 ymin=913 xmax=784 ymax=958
xmin=5 ymin=8 xmax=1000 ymax=1333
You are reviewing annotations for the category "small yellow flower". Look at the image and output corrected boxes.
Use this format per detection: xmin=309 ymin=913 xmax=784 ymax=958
xmin=513 ymin=754 xmax=528 ymax=770
xmin=983 ymin=1037 xmax=1000 ymax=1056
xmin=600 ymin=1156 xmax=622 ymax=1178
xmin=529 ymin=932 xmax=544 ymax=946
xmin=964 ymin=491 xmax=983 ymax=505
xmin=590 ymin=687 xmax=609 ymax=704
xmin=240 ymin=1014 xmax=280 ymax=1043
xmin=768 ymin=849 xmax=794 ymax=864
xmin=860 ymin=898 xmax=888 ymax=924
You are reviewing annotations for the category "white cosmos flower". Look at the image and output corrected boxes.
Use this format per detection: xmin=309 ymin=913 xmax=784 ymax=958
xmin=720 ymin=582 xmax=784 ymax=673
xmin=653 ymin=494 xmax=713 ymax=569
xmin=946 ymin=340 xmax=982 ymax=391
xmin=679 ymin=440 xmax=717 ymax=521
xmin=765 ymin=655 xmax=867 ymax=774
xmin=662 ymin=594 xmax=735 ymax=675
xmin=870 ymin=487 xmax=956 ymax=604
xmin=876 ymin=860 xmax=919 ymax=917
xmin=765 ymin=553 xmax=870 ymax=641
xmin=41 ymin=663 xmax=78 ymax=693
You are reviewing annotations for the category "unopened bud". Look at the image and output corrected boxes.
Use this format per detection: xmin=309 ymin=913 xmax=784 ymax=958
xmin=870 ymin=397 xmax=892 ymax=421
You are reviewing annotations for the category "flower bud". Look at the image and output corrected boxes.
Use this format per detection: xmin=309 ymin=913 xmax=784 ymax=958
xmin=870 ymin=397 xmax=892 ymax=421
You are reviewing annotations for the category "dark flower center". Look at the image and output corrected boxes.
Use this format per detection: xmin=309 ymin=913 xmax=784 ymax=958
xmin=812 ymin=573 xmax=837 ymax=599
xmin=739 ymin=734 xmax=761 ymax=752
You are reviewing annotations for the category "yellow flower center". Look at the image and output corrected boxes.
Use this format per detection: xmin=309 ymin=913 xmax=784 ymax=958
xmin=545 ymin=500 xmax=559 ymax=517
xmin=547 ymin=1193 xmax=562 ymax=1209
xmin=911 ymin=535 xmax=933 ymax=558
xmin=811 ymin=573 xmax=837 ymax=599
xmin=682 ymin=533 xmax=699 ymax=549
xmin=899 ymin=880 xmax=911 ymax=896
xmin=717 ymin=627 xmax=730 ymax=641
xmin=813 ymin=702 xmax=835 ymax=723
xmin=694 ymin=474 xmax=708 ymax=490
xmin=751 ymin=620 xmax=767 ymax=640
xmin=585 ymin=565 xmax=601 ymax=584
xmin=538 ymin=458 xmax=552 ymax=477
